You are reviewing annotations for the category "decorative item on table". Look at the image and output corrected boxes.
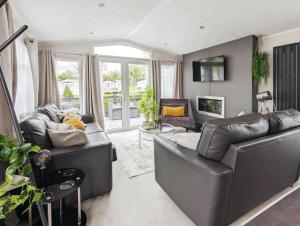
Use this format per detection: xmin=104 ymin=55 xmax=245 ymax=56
xmin=33 ymin=149 xmax=52 ymax=170
xmin=139 ymin=87 xmax=159 ymax=130
xmin=33 ymin=149 xmax=52 ymax=185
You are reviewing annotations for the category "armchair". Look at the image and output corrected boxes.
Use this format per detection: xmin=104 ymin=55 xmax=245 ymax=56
xmin=159 ymin=99 xmax=195 ymax=131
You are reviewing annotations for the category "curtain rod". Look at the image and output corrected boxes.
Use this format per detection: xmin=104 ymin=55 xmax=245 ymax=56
xmin=54 ymin=52 xmax=84 ymax=57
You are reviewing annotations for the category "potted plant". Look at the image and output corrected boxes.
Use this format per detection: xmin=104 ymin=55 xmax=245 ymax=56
xmin=138 ymin=87 xmax=159 ymax=129
xmin=252 ymin=52 xmax=269 ymax=85
xmin=0 ymin=134 xmax=42 ymax=224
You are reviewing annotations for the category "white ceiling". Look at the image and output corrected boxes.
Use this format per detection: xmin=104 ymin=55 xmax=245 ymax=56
xmin=11 ymin=0 xmax=300 ymax=55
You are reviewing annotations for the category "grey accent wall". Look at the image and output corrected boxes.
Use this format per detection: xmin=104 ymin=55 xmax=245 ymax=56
xmin=183 ymin=36 xmax=257 ymax=124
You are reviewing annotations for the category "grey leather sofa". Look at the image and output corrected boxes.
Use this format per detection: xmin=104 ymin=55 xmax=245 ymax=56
xmin=19 ymin=104 xmax=116 ymax=203
xmin=154 ymin=109 xmax=300 ymax=226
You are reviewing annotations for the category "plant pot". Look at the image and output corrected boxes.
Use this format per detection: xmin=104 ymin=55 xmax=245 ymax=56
xmin=0 ymin=160 xmax=8 ymax=183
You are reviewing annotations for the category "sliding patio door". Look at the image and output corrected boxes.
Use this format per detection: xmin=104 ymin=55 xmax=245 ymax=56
xmin=100 ymin=58 xmax=150 ymax=131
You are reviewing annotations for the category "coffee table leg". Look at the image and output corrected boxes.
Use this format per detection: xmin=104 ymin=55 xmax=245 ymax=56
xmin=47 ymin=203 xmax=52 ymax=226
xmin=77 ymin=187 xmax=82 ymax=225
xmin=28 ymin=205 xmax=32 ymax=226
xmin=59 ymin=199 xmax=64 ymax=225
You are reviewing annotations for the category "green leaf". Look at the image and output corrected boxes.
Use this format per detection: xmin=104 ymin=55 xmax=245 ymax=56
xmin=8 ymin=149 xmax=18 ymax=163
xmin=31 ymin=191 xmax=42 ymax=203
xmin=0 ymin=146 xmax=11 ymax=160
xmin=31 ymin=145 xmax=41 ymax=153
xmin=0 ymin=180 xmax=12 ymax=196
xmin=0 ymin=207 xmax=5 ymax=219
xmin=20 ymin=143 xmax=31 ymax=152
xmin=26 ymin=185 xmax=36 ymax=192
xmin=20 ymin=164 xmax=32 ymax=176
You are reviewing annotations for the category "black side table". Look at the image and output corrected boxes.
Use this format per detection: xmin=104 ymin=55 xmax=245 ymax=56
xmin=41 ymin=168 xmax=87 ymax=226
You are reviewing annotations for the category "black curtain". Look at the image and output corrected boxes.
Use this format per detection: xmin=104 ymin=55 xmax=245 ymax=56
xmin=273 ymin=43 xmax=300 ymax=111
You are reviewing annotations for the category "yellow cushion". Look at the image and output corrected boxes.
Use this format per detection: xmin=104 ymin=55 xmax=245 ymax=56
xmin=163 ymin=106 xmax=185 ymax=117
xmin=64 ymin=118 xmax=86 ymax=130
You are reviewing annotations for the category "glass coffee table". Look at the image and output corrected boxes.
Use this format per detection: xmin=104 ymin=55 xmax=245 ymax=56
xmin=139 ymin=123 xmax=174 ymax=149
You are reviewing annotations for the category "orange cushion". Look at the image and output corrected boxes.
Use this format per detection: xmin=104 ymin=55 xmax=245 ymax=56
xmin=163 ymin=106 xmax=185 ymax=117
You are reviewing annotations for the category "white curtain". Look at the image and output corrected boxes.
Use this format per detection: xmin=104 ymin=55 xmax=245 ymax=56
xmin=38 ymin=49 xmax=61 ymax=108
xmin=25 ymin=38 xmax=39 ymax=107
xmin=173 ymin=60 xmax=183 ymax=98
xmin=83 ymin=54 xmax=105 ymax=129
xmin=160 ymin=63 xmax=175 ymax=98
xmin=14 ymin=40 xmax=35 ymax=119
xmin=0 ymin=2 xmax=16 ymax=137
xmin=151 ymin=60 xmax=161 ymax=102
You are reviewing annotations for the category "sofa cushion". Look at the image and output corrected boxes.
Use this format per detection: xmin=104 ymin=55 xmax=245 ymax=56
xmin=48 ymin=129 xmax=88 ymax=147
xmin=160 ymin=99 xmax=189 ymax=116
xmin=197 ymin=113 xmax=269 ymax=161
xmin=50 ymin=131 xmax=111 ymax=157
xmin=162 ymin=106 xmax=185 ymax=117
xmin=19 ymin=113 xmax=53 ymax=149
xmin=36 ymin=104 xmax=61 ymax=123
xmin=268 ymin=109 xmax=300 ymax=134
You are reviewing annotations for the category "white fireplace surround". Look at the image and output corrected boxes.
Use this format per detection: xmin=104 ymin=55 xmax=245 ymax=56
xmin=196 ymin=95 xmax=225 ymax=118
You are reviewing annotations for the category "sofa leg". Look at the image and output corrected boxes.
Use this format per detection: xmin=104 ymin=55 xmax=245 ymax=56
xmin=186 ymin=128 xmax=189 ymax=132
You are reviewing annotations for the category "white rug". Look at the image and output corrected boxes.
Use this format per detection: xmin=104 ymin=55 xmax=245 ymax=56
xmin=108 ymin=128 xmax=190 ymax=178
xmin=108 ymin=130 xmax=155 ymax=178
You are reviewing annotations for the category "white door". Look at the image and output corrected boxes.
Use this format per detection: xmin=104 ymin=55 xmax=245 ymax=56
xmin=100 ymin=58 xmax=150 ymax=132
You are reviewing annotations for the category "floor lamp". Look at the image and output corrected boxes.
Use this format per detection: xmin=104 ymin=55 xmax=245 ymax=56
xmin=0 ymin=1 xmax=48 ymax=225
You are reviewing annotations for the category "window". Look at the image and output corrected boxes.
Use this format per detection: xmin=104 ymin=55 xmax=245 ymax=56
xmin=14 ymin=40 xmax=35 ymax=119
xmin=55 ymin=58 xmax=81 ymax=112
xmin=160 ymin=63 xmax=175 ymax=98
xmin=94 ymin=45 xmax=151 ymax=59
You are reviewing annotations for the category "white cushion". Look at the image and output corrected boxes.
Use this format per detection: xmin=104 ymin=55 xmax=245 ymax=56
xmin=47 ymin=129 xmax=88 ymax=147
xmin=172 ymin=133 xmax=201 ymax=150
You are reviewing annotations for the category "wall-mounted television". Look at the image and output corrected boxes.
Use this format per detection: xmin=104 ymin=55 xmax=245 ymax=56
xmin=193 ymin=56 xmax=225 ymax=82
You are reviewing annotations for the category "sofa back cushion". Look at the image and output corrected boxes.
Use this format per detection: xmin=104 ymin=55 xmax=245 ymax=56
xmin=19 ymin=113 xmax=53 ymax=149
xmin=197 ymin=113 xmax=269 ymax=161
xmin=268 ymin=109 xmax=300 ymax=134
xmin=36 ymin=104 xmax=61 ymax=123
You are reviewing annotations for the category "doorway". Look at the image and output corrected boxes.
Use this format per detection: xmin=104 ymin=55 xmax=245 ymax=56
xmin=100 ymin=58 xmax=150 ymax=132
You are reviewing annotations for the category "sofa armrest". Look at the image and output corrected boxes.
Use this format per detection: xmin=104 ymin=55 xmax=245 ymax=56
xmin=81 ymin=114 xmax=94 ymax=123
xmin=154 ymin=135 xmax=232 ymax=226
xmin=221 ymin=129 xmax=300 ymax=224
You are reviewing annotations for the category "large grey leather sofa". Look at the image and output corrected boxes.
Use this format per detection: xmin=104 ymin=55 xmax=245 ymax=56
xmin=154 ymin=109 xmax=300 ymax=226
xmin=19 ymin=104 xmax=116 ymax=203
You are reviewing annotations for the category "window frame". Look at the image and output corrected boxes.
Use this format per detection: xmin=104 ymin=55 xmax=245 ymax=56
xmin=94 ymin=44 xmax=151 ymax=60
xmin=54 ymin=54 xmax=83 ymax=113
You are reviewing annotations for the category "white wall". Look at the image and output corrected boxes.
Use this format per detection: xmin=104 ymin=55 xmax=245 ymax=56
xmin=258 ymin=28 xmax=300 ymax=111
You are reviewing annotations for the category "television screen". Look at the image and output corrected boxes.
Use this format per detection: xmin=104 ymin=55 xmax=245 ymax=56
xmin=193 ymin=56 xmax=225 ymax=82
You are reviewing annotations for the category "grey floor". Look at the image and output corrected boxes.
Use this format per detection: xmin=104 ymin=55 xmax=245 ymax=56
xmin=82 ymin=162 xmax=195 ymax=226
xmin=82 ymin=130 xmax=300 ymax=226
